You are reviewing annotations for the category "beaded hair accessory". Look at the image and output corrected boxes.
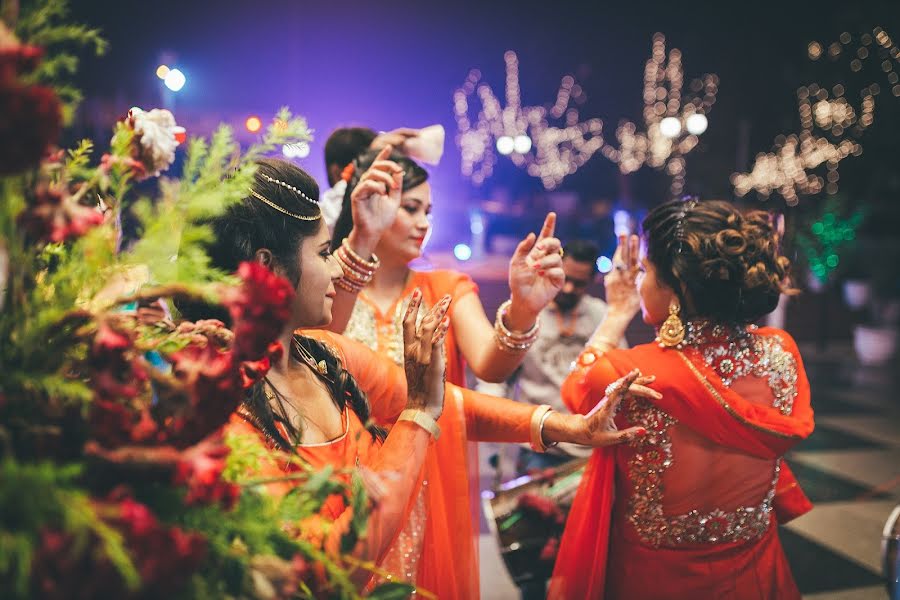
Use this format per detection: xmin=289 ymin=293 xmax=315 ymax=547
xmin=674 ymin=196 xmax=699 ymax=253
xmin=248 ymin=173 xmax=321 ymax=222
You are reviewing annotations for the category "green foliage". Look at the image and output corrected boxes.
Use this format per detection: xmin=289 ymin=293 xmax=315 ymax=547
xmin=0 ymin=459 xmax=138 ymax=598
xmin=796 ymin=195 xmax=864 ymax=285
xmin=0 ymin=2 xmax=387 ymax=597
xmin=14 ymin=0 xmax=108 ymax=122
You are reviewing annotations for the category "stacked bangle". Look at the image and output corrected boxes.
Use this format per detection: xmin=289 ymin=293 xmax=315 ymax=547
xmin=398 ymin=409 xmax=441 ymax=441
xmin=493 ymin=299 xmax=540 ymax=353
xmin=334 ymin=239 xmax=379 ymax=293
xmin=529 ymin=404 xmax=558 ymax=453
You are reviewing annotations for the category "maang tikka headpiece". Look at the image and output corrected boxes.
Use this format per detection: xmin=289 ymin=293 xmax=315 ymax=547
xmin=248 ymin=173 xmax=321 ymax=221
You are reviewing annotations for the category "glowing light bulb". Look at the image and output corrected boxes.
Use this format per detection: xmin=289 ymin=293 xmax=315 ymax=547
xmin=659 ymin=116 xmax=682 ymax=138
xmin=453 ymin=244 xmax=473 ymax=261
xmin=164 ymin=68 xmax=186 ymax=92
xmin=245 ymin=116 xmax=262 ymax=133
xmin=685 ymin=113 xmax=708 ymax=135
xmin=513 ymin=134 xmax=532 ymax=153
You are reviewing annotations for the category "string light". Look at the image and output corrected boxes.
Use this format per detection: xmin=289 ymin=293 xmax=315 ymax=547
xmin=597 ymin=33 xmax=717 ymax=196
xmin=733 ymin=26 xmax=898 ymax=205
xmin=454 ymin=34 xmax=716 ymax=196
xmin=454 ymin=52 xmax=604 ymax=189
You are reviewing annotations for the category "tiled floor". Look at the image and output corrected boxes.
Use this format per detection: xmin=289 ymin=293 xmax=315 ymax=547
xmin=477 ymin=343 xmax=900 ymax=599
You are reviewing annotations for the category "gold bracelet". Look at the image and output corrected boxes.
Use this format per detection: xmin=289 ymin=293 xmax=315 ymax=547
xmin=529 ymin=404 xmax=554 ymax=452
xmin=341 ymin=239 xmax=380 ymax=270
xmin=398 ymin=409 xmax=441 ymax=441
xmin=494 ymin=299 xmax=540 ymax=353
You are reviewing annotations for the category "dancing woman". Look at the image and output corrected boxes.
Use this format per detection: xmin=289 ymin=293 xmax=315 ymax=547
xmin=326 ymin=148 xmax=567 ymax=596
xmin=549 ymin=199 xmax=814 ymax=600
xmin=198 ymin=158 xmax=648 ymax=593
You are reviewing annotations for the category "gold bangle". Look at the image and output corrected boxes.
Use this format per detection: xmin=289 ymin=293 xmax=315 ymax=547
xmin=398 ymin=409 xmax=441 ymax=441
xmin=341 ymin=239 xmax=380 ymax=270
xmin=529 ymin=404 xmax=553 ymax=452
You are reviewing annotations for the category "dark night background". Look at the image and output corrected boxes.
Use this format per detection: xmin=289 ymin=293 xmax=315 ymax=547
xmin=66 ymin=0 xmax=900 ymax=293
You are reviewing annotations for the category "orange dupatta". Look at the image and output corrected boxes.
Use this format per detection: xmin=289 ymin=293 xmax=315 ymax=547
xmin=302 ymin=329 xmax=538 ymax=599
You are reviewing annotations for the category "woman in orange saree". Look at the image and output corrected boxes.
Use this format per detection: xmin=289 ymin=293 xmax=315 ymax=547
xmin=199 ymin=158 xmax=646 ymax=593
xmin=549 ymin=199 xmax=815 ymax=600
xmin=325 ymin=148 xmax=567 ymax=597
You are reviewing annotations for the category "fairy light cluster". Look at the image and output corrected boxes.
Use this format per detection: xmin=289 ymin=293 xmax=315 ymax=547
xmin=733 ymin=26 xmax=898 ymax=205
xmin=598 ymin=33 xmax=718 ymax=196
xmin=454 ymin=51 xmax=604 ymax=189
xmin=454 ymin=34 xmax=715 ymax=192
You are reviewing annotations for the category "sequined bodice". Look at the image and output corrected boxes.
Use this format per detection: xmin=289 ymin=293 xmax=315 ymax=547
xmin=623 ymin=324 xmax=797 ymax=548
xmin=343 ymin=295 xmax=408 ymax=366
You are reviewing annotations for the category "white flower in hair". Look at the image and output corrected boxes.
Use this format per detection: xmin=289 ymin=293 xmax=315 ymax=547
xmin=127 ymin=107 xmax=181 ymax=177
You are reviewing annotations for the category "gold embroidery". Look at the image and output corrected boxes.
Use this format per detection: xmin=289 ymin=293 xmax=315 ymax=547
xmin=624 ymin=397 xmax=780 ymax=547
xmin=676 ymin=351 xmax=802 ymax=440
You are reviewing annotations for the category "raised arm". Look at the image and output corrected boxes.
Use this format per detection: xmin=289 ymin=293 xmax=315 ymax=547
xmin=452 ymin=213 xmax=565 ymax=382
xmin=327 ymin=146 xmax=404 ymax=332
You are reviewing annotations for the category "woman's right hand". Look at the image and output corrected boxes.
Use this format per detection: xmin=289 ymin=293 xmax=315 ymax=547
xmin=604 ymin=233 xmax=641 ymax=319
xmin=402 ymin=289 xmax=451 ymax=421
xmin=348 ymin=145 xmax=404 ymax=253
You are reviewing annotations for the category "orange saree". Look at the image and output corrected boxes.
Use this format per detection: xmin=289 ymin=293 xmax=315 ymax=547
xmin=549 ymin=325 xmax=814 ymax=600
xmin=338 ymin=269 xmax=484 ymax=598
xmin=301 ymin=329 xmax=538 ymax=598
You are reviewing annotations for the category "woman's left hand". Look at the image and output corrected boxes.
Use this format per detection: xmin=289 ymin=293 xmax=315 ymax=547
xmin=544 ymin=369 xmax=657 ymax=447
xmin=507 ymin=212 xmax=565 ymax=319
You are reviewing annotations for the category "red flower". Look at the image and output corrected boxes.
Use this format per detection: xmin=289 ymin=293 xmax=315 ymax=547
xmin=173 ymin=434 xmax=240 ymax=509
xmin=240 ymin=341 xmax=283 ymax=389
xmin=165 ymin=342 xmax=242 ymax=447
xmin=222 ymin=261 xmax=294 ymax=362
xmin=539 ymin=536 xmax=560 ymax=562
xmin=99 ymin=152 xmax=147 ymax=179
xmin=30 ymin=494 xmax=207 ymax=598
xmin=16 ymin=181 xmax=104 ymax=243
xmin=517 ymin=492 xmax=565 ymax=525
xmin=0 ymin=39 xmax=62 ymax=175
xmin=89 ymin=321 xmax=148 ymax=400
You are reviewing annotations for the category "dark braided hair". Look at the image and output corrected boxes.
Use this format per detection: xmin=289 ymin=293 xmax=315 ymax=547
xmin=180 ymin=158 xmax=385 ymax=448
xmin=642 ymin=198 xmax=795 ymax=324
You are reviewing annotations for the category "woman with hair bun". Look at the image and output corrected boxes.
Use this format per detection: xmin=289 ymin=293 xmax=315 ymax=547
xmin=549 ymin=199 xmax=815 ymax=600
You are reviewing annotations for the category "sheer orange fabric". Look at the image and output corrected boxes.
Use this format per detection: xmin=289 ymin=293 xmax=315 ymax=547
xmin=302 ymin=329 xmax=537 ymax=599
xmin=549 ymin=327 xmax=814 ymax=600
xmin=335 ymin=269 xmax=485 ymax=598
xmin=224 ymin=409 xmax=432 ymax=588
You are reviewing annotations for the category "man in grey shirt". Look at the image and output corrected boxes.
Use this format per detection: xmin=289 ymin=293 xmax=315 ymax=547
xmin=477 ymin=240 xmax=625 ymax=474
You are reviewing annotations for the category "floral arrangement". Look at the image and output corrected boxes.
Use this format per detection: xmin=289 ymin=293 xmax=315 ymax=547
xmin=0 ymin=1 xmax=408 ymax=597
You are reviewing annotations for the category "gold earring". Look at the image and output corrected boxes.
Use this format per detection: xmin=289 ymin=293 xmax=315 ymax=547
xmin=657 ymin=301 xmax=685 ymax=349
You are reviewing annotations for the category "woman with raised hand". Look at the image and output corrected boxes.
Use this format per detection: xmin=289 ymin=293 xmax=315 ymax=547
xmin=326 ymin=147 xmax=566 ymax=595
xmin=200 ymin=158 xmax=646 ymax=594
xmin=549 ymin=199 xmax=815 ymax=600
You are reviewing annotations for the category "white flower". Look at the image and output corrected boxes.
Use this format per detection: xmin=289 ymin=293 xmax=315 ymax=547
xmin=127 ymin=107 xmax=180 ymax=177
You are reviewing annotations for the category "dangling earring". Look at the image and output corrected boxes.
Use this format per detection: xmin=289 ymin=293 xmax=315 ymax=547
xmin=657 ymin=300 xmax=686 ymax=349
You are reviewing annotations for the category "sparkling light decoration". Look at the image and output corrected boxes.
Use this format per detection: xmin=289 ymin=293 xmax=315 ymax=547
xmin=732 ymin=26 xmax=898 ymax=205
xmin=454 ymin=51 xmax=604 ymax=189
xmin=454 ymin=34 xmax=717 ymax=195
xmin=598 ymin=33 xmax=718 ymax=197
